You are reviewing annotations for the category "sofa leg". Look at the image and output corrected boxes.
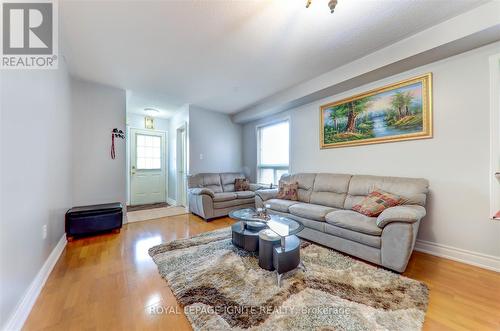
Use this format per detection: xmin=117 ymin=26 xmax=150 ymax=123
xmin=112 ymin=228 xmax=121 ymax=234
xmin=66 ymin=235 xmax=74 ymax=242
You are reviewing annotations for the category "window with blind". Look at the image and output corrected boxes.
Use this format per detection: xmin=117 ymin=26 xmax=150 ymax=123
xmin=257 ymin=120 xmax=289 ymax=185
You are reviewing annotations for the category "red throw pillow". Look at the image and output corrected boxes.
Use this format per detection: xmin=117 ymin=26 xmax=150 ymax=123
xmin=276 ymin=181 xmax=299 ymax=201
xmin=352 ymin=189 xmax=401 ymax=217
xmin=234 ymin=178 xmax=250 ymax=191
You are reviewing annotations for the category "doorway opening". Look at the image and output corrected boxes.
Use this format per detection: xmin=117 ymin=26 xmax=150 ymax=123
xmin=490 ymin=54 xmax=500 ymax=220
xmin=176 ymin=124 xmax=188 ymax=208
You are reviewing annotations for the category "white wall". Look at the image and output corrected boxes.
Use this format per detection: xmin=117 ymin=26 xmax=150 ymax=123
xmin=0 ymin=61 xmax=73 ymax=327
xmin=189 ymin=105 xmax=243 ymax=175
xmin=243 ymin=42 xmax=500 ymax=259
xmin=126 ymin=113 xmax=170 ymax=205
xmin=71 ymin=78 xmax=126 ymax=209
xmin=168 ymin=105 xmax=189 ymax=201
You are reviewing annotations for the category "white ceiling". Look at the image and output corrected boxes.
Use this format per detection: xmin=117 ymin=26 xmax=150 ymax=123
xmin=126 ymin=90 xmax=177 ymax=119
xmin=61 ymin=0 xmax=488 ymax=118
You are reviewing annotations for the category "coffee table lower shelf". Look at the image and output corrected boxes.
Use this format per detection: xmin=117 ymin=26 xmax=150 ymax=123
xmin=231 ymin=221 xmax=304 ymax=286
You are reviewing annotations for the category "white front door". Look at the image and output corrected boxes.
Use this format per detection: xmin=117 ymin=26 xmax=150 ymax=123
xmin=130 ymin=129 xmax=167 ymax=205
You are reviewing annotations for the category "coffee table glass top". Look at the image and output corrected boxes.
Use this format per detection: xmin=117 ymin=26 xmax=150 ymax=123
xmin=229 ymin=208 xmax=304 ymax=237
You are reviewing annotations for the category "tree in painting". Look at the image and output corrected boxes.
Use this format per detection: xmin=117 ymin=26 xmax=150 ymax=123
xmin=322 ymin=81 xmax=425 ymax=145
xmin=324 ymin=97 xmax=374 ymax=143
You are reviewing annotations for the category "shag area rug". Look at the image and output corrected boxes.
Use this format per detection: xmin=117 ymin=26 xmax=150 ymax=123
xmin=149 ymin=227 xmax=428 ymax=331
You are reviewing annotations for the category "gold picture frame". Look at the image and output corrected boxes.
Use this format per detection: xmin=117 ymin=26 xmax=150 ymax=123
xmin=320 ymin=73 xmax=433 ymax=149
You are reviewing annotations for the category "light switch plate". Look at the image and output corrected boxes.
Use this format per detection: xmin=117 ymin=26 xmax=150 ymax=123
xmin=42 ymin=224 xmax=47 ymax=239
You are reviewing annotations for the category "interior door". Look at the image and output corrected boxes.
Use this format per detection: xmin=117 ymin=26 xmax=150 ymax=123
xmin=130 ymin=129 xmax=167 ymax=205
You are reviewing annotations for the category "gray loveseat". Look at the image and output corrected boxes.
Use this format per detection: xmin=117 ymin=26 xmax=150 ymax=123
xmin=188 ymin=173 xmax=263 ymax=220
xmin=256 ymin=173 xmax=429 ymax=272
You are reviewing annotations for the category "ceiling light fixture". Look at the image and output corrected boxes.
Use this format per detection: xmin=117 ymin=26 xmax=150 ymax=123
xmin=144 ymin=107 xmax=160 ymax=115
xmin=306 ymin=0 xmax=338 ymax=13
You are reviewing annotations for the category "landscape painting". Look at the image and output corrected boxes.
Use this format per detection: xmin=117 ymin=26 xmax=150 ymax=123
xmin=320 ymin=73 xmax=432 ymax=148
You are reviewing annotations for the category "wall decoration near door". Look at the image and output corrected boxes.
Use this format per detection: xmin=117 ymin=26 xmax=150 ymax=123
xmin=110 ymin=128 xmax=125 ymax=159
xmin=320 ymin=73 xmax=432 ymax=148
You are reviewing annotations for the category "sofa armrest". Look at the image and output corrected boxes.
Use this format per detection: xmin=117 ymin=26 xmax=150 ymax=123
xmin=188 ymin=187 xmax=215 ymax=198
xmin=255 ymin=188 xmax=279 ymax=201
xmin=381 ymin=221 xmax=421 ymax=272
xmin=248 ymin=183 xmax=266 ymax=191
xmin=377 ymin=205 xmax=426 ymax=228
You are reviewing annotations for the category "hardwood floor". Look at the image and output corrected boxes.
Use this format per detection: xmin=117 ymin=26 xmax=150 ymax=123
xmin=23 ymin=214 xmax=500 ymax=331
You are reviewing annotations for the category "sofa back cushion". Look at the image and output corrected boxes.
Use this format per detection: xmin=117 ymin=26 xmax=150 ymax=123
xmin=310 ymin=173 xmax=352 ymax=208
xmin=280 ymin=173 xmax=316 ymax=203
xmin=344 ymin=175 xmax=429 ymax=210
xmin=220 ymin=173 xmax=246 ymax=192
xmin=188 ymin=173 xmax=223 ymax=193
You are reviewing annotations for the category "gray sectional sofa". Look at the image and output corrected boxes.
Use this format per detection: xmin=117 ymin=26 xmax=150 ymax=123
xmin=256 ymin=173 xmax=429 ymax=272
xmin=188 ymin=173 xmax=263 ymax=220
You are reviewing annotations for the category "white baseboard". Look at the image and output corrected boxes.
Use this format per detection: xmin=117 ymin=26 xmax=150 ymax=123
xmin=2 ymin=234 xmax=67 ymax=331
xmin=167 ymin=198 xmax=177 ymax=206
xmin=414 ymin=239 xmax=500 ymax=272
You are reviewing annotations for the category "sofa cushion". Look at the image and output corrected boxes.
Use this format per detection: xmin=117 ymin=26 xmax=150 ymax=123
xmin=220 ymin=173 xmax=245 ymax=192
xmin=235 ymin=191 xmax=255 ymax=199
xmin=203 ymin=173 xmax=223 ymax=193
xmin=269 ymin=210 xmax=325 ymax=232
xmin=213 ymin=192 xmax=237 ymax=202
xmin=288 ymin=203 xmax=337 ymax=222
xmin=325 ymin=210 xmax=382 ymax=236
xmin=324 ymin=223 xmax=381 ymax=248
xmin=344 ymin=175 xmax=429 ymax=209
xmin=188 ymin=173 xmax=223 ymax=193
xmin=265 ymin=199 xmax=300 ymax=213
xmin=310 ymin=173 xmax=351 ymax=208
xmin=279 ymin=173 xmax=316 ymax=203
xmin=214 ymin=198 xmax=254 ymax=209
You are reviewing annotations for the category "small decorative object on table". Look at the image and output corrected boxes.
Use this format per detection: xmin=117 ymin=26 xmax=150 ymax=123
xmin=254 ymin=204 xmax=271 ymax=220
